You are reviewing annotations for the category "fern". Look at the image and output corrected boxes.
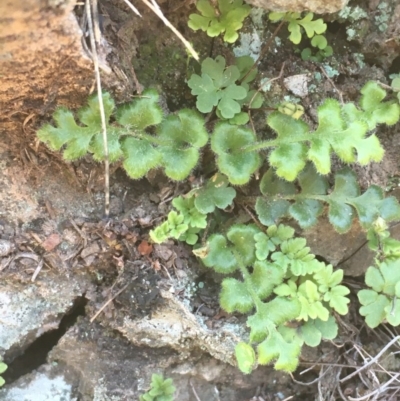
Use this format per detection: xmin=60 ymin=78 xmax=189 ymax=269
xmin=269 ymin=12 xmax=327 ymax=45
xmin=188 ymin=55 xmax=263 ymax=122
xmin=358 ymin=219 xmax=400 ymax=328
xmin=198 ymin=223 xmax=349 ymax=373
xmin=188 ymin=0 xmax=251 ymax=43
xmin=140 ymin=374 xmax=176 ymax=401
xmin=38 ymin=89 xmax=208 ymax=181
xmin=212 ymin=81 xmax=400 ymax=184
xmin=255 ymin=164 xmax=400 ymax=233
xmin=150 ymin=174 xmax=236 ymax=245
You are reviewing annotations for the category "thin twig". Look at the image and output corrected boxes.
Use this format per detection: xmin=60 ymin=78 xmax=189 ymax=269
xmin=138 ymin=0 xmax=199 ymax=60
xmin=320 ymin=65 xmax=344 ymax=104
xmin=189 ymin=379 xmax=203 ymax=401
xmin=120 ymin=0 xmax=142 ymax=16
xmin=31 ymin=258 xmax=44 ymax=282
xmin=348 ymin=373 xmax=400 ymax=401
xmin=86 ymin=0 xmax=110 ymax=217
xmin=90 ymin=284 xmax=129 ymax=322
xmin=340 ymin=336 xmax=400 ymax=383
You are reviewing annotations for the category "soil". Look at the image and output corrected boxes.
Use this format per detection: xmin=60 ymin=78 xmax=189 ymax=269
xmin=1 ymin=0 xmax=400 ymax=400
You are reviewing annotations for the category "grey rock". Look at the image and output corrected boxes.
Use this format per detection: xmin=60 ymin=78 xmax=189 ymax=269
xmin=0 ymin=369 xmax=77 ymax=401
xmin=0 ymin=275 xmax=90 ymax=356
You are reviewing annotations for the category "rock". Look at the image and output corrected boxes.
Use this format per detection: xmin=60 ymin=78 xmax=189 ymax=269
xmin=0 ymin=367 xmax=77 ymax=401
xmin=48 ymin=316 xmax=286 ymax=401
xmin=117 ymin=289 xmax=243 ymax=366
xmin=244 ymin=0 xmax=349 ymax=14
xmin=0 ymin=274 xmax=90 ymax=357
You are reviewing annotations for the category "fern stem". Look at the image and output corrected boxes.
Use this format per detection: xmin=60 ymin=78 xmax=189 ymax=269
xmin=240 ymin=134 xmax=313 ymax=153
xmin=127 ymin=131 xmax=165 ymax=146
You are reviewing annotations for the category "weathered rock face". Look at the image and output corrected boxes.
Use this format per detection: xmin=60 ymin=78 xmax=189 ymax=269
xmin=244 ymin=0 xmax=349 ymax=13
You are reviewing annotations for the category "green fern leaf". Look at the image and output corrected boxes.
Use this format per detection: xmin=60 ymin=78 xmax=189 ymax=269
xmin=254 ymin=225 xmax=295 ymax=260
xmin=299 ymin=316 xmax=338 ymax=346
xmin=365 ymin=260 xmax=400 ymax=295
xmin=297 ymin=280 xmax=329 ymax=321
xmin=289 ymin=200 xmax=323 ymax=228
xmin=201 ymin=234 xmax=238 ymax=274
xmin=323 ymin=285 xmax=350 ymax=315
xmin=250 ymin=260 xmax=286 ymax=300
xmin=172 ymin=196 xmax=207 ymax=228
xmin=117 ymin=89 xmax=163 ymax=130
xmin=220 ymin=277 xmax=254 ymax=313
xmin=267 ymin=112 xmax=309 ymax=181
xmin=211 ymin=122 xmax=261 ymax=184
xmin=257 ymin=329 xmax=302 ymax=372
xmin=358 ymin=290 xmax=390 ymax=328
xmin=227 ymin=224 xmax=260 ymax=265
xmin=90 ymin=128 xmax=123 ymax=162
xmin=235 ymin=342 xmax=256 ymax=374
xmin=78 ymin=92 xmax=115 ymax=127
xmin=188 ymin=73 xmax=221 ymax=113
xmin=255 ymin=169 xmax=295 ymax=225
xmin=194 ymin=173 xmax=236 ymax=213
xmin=122 ymin=137 xmax=161 ymax=179
xmin=359 ymin=81 xmax=400 ymax=127
xmin=158 ymin=109 xmax=208 ymax=180
xmin=37 ymin=109 xmax=79 ymax=150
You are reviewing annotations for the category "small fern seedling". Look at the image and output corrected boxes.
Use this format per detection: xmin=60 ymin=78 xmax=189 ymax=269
xmin=197 ymin=223 xmax=349 ymax=373
xmin=140 ymin=374 xmax=176 ymax=401
xmin=211 ymin=81 xmax=400 ymax=184
xmin=188 ymin=0 xmax=251 ymax=43
xmin=187 ymin=55 xmax=263 ymax=123
xmin=150 ymin=173 xmax=236 ymax=245
xmin=37 ymin=89 xmax=209 ymax=182
xmin=269 ymin=12 xmax=327 ymax=45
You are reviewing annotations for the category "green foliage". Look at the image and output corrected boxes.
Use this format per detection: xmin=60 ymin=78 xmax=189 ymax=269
xmin=150 ymin=174 xmax=236 ymax=245
xmin=269 ymin=12 xmax=327 ymax=45
xmin=301 ymin=34 xmax=333 ymax=62
xmin=255 ymin=164 xmax=400 ymax=233
xmin=188 ymin=56 xmax=262 ymax=122
xmin=188 ymin=0 xmax=251 ymax=43
xmin=211 ymin=122 xmax=262 ymax=185
xmin=38 ymin=89 xmax=208 ymax=181
xmin=391 ymin=74 xmax=400 ymax=103
xmin=198 ymin=223 xmax=348 ymax=373
xmin=150 ymin=196 xmax=206 ymax=245
xmin=213 ymin=81 xmax=400 ymax=185
xmin=192 ymin=173 xmax=236 ymax=214
xmin=0 ymin=361 xmax=7 ymax=387
xmin=140 ymin=374 xmax=176 ymax=401
xmin=359 ymin=218 xmax=400 ymax=328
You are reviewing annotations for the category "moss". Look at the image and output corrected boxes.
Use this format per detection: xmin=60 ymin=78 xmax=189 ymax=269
xmin=132 ymin=38 xmax=193 ymax=111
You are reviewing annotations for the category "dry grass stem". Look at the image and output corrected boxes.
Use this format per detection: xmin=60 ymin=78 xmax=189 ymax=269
xmin=139 ymin=0 xmax=199 ymax=60
xmin=86 ymin=0 xmax=110 ymax=217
